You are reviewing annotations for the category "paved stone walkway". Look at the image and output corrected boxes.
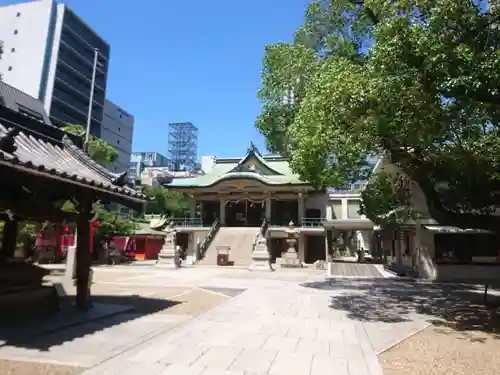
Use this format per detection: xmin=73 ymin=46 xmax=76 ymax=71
xmin=79 ymin=269 xmax=428 ymax=375
xmin=328 ymin=263 xmax=383 ymax=278
xmin=1 ymin=267 xmax=432 ymax=375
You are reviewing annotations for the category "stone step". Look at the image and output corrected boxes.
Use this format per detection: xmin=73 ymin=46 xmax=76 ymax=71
xmin=197 ymin=227 xmax=258 ymax=267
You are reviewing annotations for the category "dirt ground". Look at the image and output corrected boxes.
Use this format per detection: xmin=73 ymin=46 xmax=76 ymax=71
xmin=0 ymin=360 xmax=84 ymax=375
xmin=380 ymin=322 xmax=500 ymax=375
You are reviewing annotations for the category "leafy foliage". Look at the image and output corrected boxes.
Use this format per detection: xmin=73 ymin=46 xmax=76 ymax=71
xmin=359 ymin=171 xmax=414 ymax=227
xmin=61 ymin=124 xmax=135 ymax=236
xmin=256 ymin=0 xmax=500 ymax=229
xmin=92 ymin=203 xmax=136 ymax=238
xmin=62 ymin=124 xmax=118 ymax=165
xmin=142 ymin=186 xmax=190 ymax=217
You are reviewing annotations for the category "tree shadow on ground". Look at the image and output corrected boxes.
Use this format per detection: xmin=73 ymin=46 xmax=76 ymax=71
xmin=0 ymin=294 xmax=183 ymax=351
xmin=301 ymin=278 xmax=500 ymax=337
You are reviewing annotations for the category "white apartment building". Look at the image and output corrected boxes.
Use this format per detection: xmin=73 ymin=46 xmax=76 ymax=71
xmin=101 ymin=99 xmax=134 ymax=173
xmin=0 ymin=0 xmax=110 ymax=137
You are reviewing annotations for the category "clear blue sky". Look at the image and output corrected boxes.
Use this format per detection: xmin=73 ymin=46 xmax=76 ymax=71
xmin=38 ymin=0 xmax=311 ymax=159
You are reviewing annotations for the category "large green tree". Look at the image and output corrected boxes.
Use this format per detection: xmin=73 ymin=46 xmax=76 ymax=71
xmin=61 ymin=124 xmax=135 ymax=236
xmin=142 ymin=186 xmax=190 ymax=217
xmin=256 ymin=0 xmax=500 ymax=230
xmin=62 ymin=124 xmax=118 ymax=165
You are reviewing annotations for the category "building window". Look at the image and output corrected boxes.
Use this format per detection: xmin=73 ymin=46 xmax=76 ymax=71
xmin=117 ymin=140 xmax=120 ymax=144
xmin=347 ymin=199 xmax=361 ymax=219
xmin=118 ymin=127 xmax=121 ymax=132
xmin=7 ymin=66 xmax=12 ymax=71
xmin=16 ymin=12 xmax=21 ymax=17
xmin=330 ymin=200 xmax=342 ymax=219
xmin=13 ymin=29 xmax=18 ymax=35
xmin=10 ymin=48 xmax=15 ymax=52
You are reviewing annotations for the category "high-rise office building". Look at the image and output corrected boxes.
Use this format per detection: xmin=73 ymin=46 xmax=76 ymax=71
xmin=101 ymin=99 xmax=134 ymax=173
xmin=0 ymin=0 xmax=110 ymax=137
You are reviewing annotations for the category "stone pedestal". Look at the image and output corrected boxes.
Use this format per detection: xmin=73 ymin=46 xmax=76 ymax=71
xmin=281 ymin=246 xmax=301 ymax=268
xmin=249 ymin=237 xmax=272 ymax=271
xmin=157 ymin=224 xmax=181 ymax=269
xmin=65 ymin=244 xmax=77 ymax=282
xmin=281 ymin=222 xmax=302 ymax=268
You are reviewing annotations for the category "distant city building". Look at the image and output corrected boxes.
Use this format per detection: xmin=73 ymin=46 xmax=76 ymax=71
xmin=0 ymin=0 xmax=110 ymax=137
xmin=101 ymin=99 xmax=134 ymax=173
xmin=168 ymin=122 xmax=198 ymax=171
xmin=129 ymin=152 xmax=170 ymax=180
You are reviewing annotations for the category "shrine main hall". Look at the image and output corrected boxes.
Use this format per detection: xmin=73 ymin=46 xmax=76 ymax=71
xmin=162 ymin=145 xmax=374 ymax=266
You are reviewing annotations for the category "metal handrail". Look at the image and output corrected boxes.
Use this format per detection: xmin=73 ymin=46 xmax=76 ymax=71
xmin=197 ymin=219 xmax=221 ymax=260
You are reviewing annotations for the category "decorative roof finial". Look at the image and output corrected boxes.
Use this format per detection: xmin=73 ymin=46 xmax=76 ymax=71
xmin=112 ymin=171 xmax=128 ymax=187
xmin=0 ymin=127 xmax=20 ymax=154
xmin=247 ymin=141 xmax=256 ymax=153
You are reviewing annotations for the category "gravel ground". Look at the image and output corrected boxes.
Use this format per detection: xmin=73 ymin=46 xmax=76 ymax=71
xmin=166 ymin=289 xmax=230 ymax=316
xmin=0 ymin=360 xmax=84 ymax=375
xmin=379 ymin=325 xmax=500 ymax=375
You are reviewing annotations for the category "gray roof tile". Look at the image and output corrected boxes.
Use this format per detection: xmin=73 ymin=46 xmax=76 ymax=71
xmin=0 ymin=105 xmax=146 ymax=204
xmin=0 ymin=81 xmax=52 ymax=125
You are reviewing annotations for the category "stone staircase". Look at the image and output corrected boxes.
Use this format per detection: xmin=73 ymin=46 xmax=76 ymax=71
xmin=197 ymin=227 xmax=258 ymax=267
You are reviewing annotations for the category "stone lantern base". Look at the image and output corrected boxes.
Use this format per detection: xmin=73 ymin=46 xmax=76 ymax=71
xmin=280 ymin=247 xmax=301 ymax=268
xmin=157 ymin=245 xmax=181 ymax=269
xmin=249 ymin=239 xmax=273 ymax=271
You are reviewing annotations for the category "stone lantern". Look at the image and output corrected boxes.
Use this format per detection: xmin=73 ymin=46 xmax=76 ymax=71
xmin=282 ymin=221 xmax=301 ymax=268
xmin=157 ymin=221 xmax=180 ymax=269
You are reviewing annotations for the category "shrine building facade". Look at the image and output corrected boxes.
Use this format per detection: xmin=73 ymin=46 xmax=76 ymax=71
xmin=162 ymin=145 xmax=374 ymax=267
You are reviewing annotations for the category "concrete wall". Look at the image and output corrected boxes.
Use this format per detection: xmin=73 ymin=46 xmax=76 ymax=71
xmin=326 ymin=192 xmax=364 ymax=220
xmin=0 ymin=0 xmax=110 ymax=138
xmin=101 ymin=99 xmax=134 ymax=173
xmin=305 ymin=194 xmax=328 ymax=217
xmin=0 ymin=0 xmax=55 ymax=99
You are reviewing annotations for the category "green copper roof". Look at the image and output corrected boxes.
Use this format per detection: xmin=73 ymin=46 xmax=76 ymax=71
xmin=165 ymin=145 xmax=308 ymax=188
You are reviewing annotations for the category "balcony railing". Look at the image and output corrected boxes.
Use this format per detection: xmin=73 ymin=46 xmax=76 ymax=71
xmin=299 ymin=217 xmax=324 ymax=228
xmin=170 ymin=217 xmax=203 ymax=227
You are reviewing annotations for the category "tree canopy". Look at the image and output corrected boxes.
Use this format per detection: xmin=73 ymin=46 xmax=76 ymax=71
xmin=256 ymin=0 xmax=500 ymax=230
xmin=61 ymin=124 xmax=135 ymax=235
xmin=62 ymin=124 xmax=118 ymax=166
xmin=142 ymin=186 xmax=190 ymax=217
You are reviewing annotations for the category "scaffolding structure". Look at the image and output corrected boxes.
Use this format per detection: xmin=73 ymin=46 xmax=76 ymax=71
xmin=168 ymin=122 xmax=198 ymax=171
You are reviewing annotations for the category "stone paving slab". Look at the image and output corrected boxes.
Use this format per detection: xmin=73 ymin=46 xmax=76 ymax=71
xmin=328 ymin=263 xmax=383 ymax=278
xmin=81 ymin=285 xmax=395 ymax=375
xmin=0 ymin=302 xmax=134 ymax=346
xmin=0 ymin=312 xmax=188 ymax=367
xmin=16 ymin=267 xmax=436 ymax=375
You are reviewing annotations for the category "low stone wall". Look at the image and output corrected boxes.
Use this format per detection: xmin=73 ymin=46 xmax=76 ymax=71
xmin=435 ymin=264 xmax=500 ymax=283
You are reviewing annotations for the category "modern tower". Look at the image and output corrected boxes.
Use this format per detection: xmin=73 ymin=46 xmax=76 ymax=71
xmin=0 ymin=0 xmax=110 ymax=137
xmin=168 ymin=122 xmax=198 ymax=171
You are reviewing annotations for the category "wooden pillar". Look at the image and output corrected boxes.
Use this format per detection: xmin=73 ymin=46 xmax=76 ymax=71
xmin=298 ymin=193 xmax=305 ymax=224
xmin=0 ymin=219 xmax=19 ymax=263
xmin=219 ymin=199 xmax=226 ymax=225
xmin=265 ymin=198 xmax=271 ymax=221
xmin=75 ymin=201 xmax=93 ymax=311
xmin=325 ymin=229 xmax=333 ymax=261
